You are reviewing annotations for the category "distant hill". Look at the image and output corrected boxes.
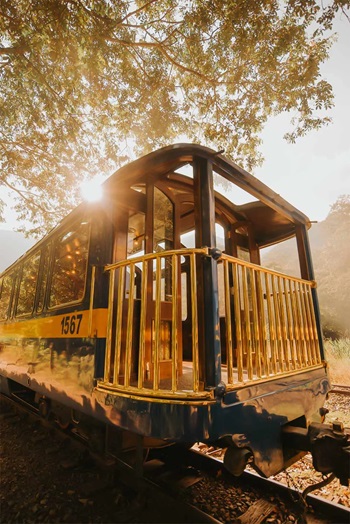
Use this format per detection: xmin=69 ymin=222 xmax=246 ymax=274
xmin=262 ymin=196 xmax=350 ymax=337
xmin=0 ymin=230 xmax=36 ymax=273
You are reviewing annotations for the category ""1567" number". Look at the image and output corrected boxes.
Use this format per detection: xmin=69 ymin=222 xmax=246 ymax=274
xmin=60 ymin=314 xmax=83 ymax=335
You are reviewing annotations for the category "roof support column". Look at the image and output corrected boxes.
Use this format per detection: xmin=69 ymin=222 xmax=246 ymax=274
xmin=296 ymin=224 xmax=325 ymax=359
xmin=193 ymin=156 xmax=221 ymax=389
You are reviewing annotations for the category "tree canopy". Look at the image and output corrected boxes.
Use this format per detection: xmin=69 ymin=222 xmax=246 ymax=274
xmin=1 ymin=0 xmax=348 ymax=234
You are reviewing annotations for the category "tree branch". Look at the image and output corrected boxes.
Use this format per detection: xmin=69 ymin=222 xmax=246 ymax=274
xmin=0 ymin=44 xmax=30 ymax=55
xmin=2 ymin=179 xmax=51 ymax=216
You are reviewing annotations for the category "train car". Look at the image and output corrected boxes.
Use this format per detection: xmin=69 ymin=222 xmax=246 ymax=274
xmin=0 ymin=144 xmax=348 ymax=483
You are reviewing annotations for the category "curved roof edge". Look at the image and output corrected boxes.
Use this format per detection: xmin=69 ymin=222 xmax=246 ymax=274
xmin=104 ymin=143 xmax=310 ymax=226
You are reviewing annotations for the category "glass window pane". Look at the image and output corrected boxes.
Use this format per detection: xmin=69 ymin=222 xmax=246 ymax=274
xmin=37 ymin=245 xmax=51 ymax=312
xmin=0 ymin=274 xmax=14 ymax=319
xmin=153 ymin=188 xmax=174 ymax=302
xmin=153 ymin=187 xmax=174 ymax=252
xmin=49 ymin=221 xmax=89 ymax=307
xmin=127 ymin=212 xmax=145 ymax=257
xmin=16 ymin=253 xmax=40 ymax=316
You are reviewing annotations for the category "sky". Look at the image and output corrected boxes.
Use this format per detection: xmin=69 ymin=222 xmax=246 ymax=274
xmin=1 ymin=11 xmax=349 ymax=232
xmin=255 ymin=12 xmax=350 ymax=223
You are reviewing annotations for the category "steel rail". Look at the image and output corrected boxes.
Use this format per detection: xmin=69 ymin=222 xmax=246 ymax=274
xmin=181 ymin=447 xmax=350 ymax=524
xmin=0 ymin=393 xmax=220 ymax=523
xmin=330 ymin=384 xmax=350 ymax=396
xmin=1 ymin=393 xmax=349 ymax=524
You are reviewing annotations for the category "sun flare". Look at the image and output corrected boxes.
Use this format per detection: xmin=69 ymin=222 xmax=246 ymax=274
xmin=80 ymin=176 xmax=104 ymax=202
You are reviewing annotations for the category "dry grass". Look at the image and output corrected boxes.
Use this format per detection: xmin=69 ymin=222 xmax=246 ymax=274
xmin=324 ymin=338 xmax=350 ymax=386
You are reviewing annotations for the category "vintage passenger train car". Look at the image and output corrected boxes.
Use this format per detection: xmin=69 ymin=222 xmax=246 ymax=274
xmin=0 ymin=144 xmax=348 ymax=483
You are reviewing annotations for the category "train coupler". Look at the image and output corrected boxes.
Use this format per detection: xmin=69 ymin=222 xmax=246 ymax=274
xmin=282 ymin=422 xmax=350 ymax=486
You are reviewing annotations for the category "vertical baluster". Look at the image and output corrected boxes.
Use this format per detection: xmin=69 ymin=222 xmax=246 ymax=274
xmin=265 ymin=273 xmax=277 ymax=374
xmin=190 ymin=253 xmax=199 ymax=392
xmin=294 ymin=281 xmax=308 ymax=367
xmin=265 ymin=274 xmax=277 ymax=374
xmin=138 ymin=260 xmax=148 ymax=389
xmin=278 ymin=276 xmax=290 ymax=371
xmin=124 ymin=263 xmax=135 ymax=388
xmin=285 ymin=278 xmax=297 ymax=369
xmin=224 ymin=259 xmax=233 ymax=384
xmin=105 ymin=268 xmax=115 ymax=383
xmin=153 ymin=256 xmax=161 ymax=391
xmin=271 ymin=275 xmax=283 ymax=372
xmin=307 ymin=283 xmax=318 ymax=364
xmin=289 ymin=279 xmax=302 ymax=367
xmin=250 ymin=267 xmax=261 ymax=378
xmin=113 ymin=266 xmax=126 ymax=385
xmin=299 ymin=282 xmax=312 ymax=365
xmin=256 ymin=271 xmax=269 ymax=376
xmin=306 ymin=283 xmax=320 ymax=363
xmin=233 ymin=263 xmax=243 ymax=382
xmin=242 ymin=266 xmax=253 ymax=379
xmin=171 ymin=254 xmax=178 ymax=392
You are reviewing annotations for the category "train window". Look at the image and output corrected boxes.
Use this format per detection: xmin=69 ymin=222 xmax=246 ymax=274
xmin=216 ymin=223 xmax=226 ymax=251
xmin=153 ymin=188 xmax=174 ymax=302
xmin=0 ymin=273 xmax=14 ymax=320
xmin=49 ymin=221 xmax=89 ymax=308
xmin=213 ymin=169 xmax=258 ymax=206
xmin=237 ymin=246 xmax=251 ymax=262
xmin=154 ymin=187 xmax=174 ymax=252
xmin=127 ymin=212 xmax=145 ymax=257
xmin=16 ymin=253 xmax=41 ymax=316
xmin=174 ymin=163 xmax=193 ymax=179
xmin=181 ymin=229 xmax=195 ymax=248
xmin=37 ymin=245 xmax=51 ymax=312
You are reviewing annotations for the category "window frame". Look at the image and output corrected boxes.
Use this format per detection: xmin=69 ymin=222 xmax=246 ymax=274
xmin=15 ymin=251 xmax=41 ymax=318
xmin=47 ymin=220 xmax=91 ymax=310
xmin=0 ymin=271 xmax=16 ymax=321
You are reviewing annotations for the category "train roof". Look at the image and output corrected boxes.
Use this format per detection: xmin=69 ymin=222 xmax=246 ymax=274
xmin=1 ymin=143 xmax=311 ymax=274
xmin=104 ymin=143 xmax=310 ymax=223
xmin=103 ymin=143 xmax=311 ymax=246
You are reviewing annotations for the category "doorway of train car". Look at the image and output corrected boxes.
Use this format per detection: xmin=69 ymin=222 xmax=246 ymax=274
xmin=113 ymin=181 xmax=183 ymax=386
xmin=146 ymin=185 xmax=182 ymax=382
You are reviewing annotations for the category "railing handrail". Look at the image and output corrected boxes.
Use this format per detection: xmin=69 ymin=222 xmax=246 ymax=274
xmin=219 ymin=252 xmax=316 ymax=288
xmin=104 ymin=247 xmax=209 ymax=272
xmin=101 ymin=247 xmax=321 ymax=399
xmin=105 ymin=248 xmax=316 ymax=289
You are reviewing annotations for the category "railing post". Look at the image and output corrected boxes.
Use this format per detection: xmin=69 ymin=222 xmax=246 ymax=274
xmin=193 ymin=156 xmax=221 ymax=389
xmin=296 ymin=225 xmax=325 ymax=359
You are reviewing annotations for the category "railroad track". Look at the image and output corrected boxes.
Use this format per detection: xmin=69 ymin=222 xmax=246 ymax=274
xmin=330 ymin=384 xmax=350 ymax=396
xmin=1 ymin=393 xmax=349 ymax=524
xmin=162 ymin=445 xmax=350 ymax=524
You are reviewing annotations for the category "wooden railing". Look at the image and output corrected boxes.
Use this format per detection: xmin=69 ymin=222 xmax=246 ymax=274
xmin=219 ymin=254 xmax=321 ymax=387
xmin=100 ymin=248 xmax=208 ymax=399
xmin=98 ymin=249 xmax=321 ymax=399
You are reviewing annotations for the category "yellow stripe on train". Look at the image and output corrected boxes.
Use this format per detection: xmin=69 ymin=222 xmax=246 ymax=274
xmin=0 ymin=309 xmax=108 ymax=339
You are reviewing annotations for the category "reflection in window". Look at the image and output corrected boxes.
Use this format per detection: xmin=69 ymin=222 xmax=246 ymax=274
xmin=216 ymin=223 xmax=225 ymax=251
xmin=237 ymin=246 xmax=251 ymax=262
xmin=181 ymin=229 xmax=195 ymax=248
xmin=16 ymin=253 xmax=40 ymax=316
xmin=153 ymin=188 xmax=174 ymax=303
xmin=152 ymin=320 xmax=172 ymax=360
xmin=37 ymin=245 xmax=51 ymax=312
xmin=127 ymin=212 xmax=145 ymax=257
xmin=0 ymin=274 xmax=14 ymax=319
xmin=153 ymin=187 xmax=173 ymax=252
xmin=49 ymin=222 xmax=89 ymax=307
